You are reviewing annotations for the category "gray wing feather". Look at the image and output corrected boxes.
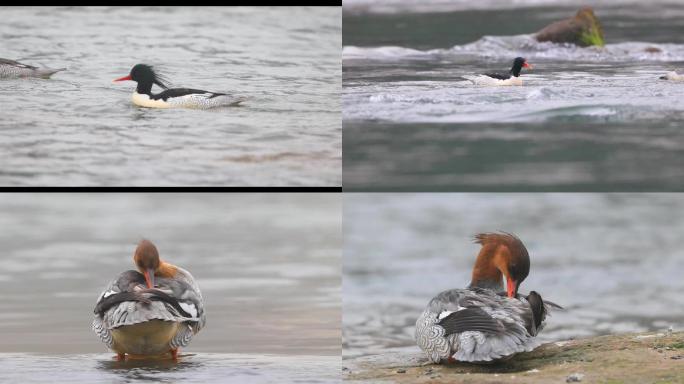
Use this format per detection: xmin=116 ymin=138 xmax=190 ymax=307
xmin=92 ymin=316 xmax=113 ymax=348
xmin=0 ymin=58 xmax=35 ymax=68
xmin=438 ymin=307 xmax=504 ymax=334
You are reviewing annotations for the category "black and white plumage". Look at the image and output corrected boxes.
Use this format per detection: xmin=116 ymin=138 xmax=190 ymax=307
xmin=415 ymin=287 xmax=557 ymax=363
xmin=113 ymin=63 xmax=246 ymax=109
xmin=92 ymin=243 xmax=205 ymax=358
xmin=0 ymin=58 xmax=65 ymax=79
xmin=466 ymin=57 xmax=532 ymax=86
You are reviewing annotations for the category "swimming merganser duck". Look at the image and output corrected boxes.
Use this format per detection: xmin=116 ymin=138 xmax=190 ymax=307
xmin=415 ymin=232 xmax=560 ymax=363
xmin=466 ymin=57 xmax=532 ymax=86
xmin=659 ymin=71 xmax=684 ymax=81
xmin=0 ymin=58 xmax=65 ymax=79
xmin=92 ymin=239 xmax=206 ymax=360
xmin=113 ymin=64 xmax=246 ymax=109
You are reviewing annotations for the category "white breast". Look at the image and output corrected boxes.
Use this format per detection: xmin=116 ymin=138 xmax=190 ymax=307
xmin=131 ymin=92 xmax=171 ymax=109
xmin=466 ymin=75 xmax=523 ymax=86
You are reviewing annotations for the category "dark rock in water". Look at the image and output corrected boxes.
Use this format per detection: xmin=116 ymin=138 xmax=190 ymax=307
xmin=535 ymin=7 xmax=604 ymax=47
xmin=644 ymin=47 xmax=662 ymax=53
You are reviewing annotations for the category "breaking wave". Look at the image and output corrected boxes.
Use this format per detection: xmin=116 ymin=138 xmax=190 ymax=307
xmin=344 ymin=35 xmax=684 ymax=63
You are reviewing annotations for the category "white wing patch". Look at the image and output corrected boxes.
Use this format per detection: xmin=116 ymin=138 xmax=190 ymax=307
xmin=437 ymin=304 xmax=466 ymax=320
xmin=102 ymin=290 xmax=117 ymax=299
xmin=179 ymin=302 xmax=198 ymax=318
xmin=437 ymin=311 xmax=453 ymax=320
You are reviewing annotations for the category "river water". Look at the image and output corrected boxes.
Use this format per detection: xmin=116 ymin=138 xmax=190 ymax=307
xmin=0 ymin=193 xmax=341 ymax=382
xmin=343 ymin=1 xmax=684 ymax=191
xmin=343 ymin=193 xmax=684 ymax=359
xmin=0 ymin=6 xmax=341 ymax=186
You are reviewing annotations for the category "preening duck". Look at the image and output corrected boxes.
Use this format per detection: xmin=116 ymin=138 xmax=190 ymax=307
xmin=415 ymin=232 xmax=560 ymax=363
xmin=113 ymin=64 xmax=246 ymax=109
xmin=0 ymin=58 xmax=65 ymax=79
xmin=92 ymin=239 xmax=206 ymax=360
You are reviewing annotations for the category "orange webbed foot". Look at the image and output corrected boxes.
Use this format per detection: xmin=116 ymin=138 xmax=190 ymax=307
xmin=170 ymin=348 xmax=179 ymax=360
xmin=116 ymin=353 xmax=126 ymax=361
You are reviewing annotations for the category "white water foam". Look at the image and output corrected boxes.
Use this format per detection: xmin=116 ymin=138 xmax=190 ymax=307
xmin=344 ymin=35 xmax=684 ymax=63
xmin=343 ymin=0 xmax=682 ymax=14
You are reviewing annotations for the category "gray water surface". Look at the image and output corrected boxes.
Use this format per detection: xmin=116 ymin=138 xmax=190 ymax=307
xmin=0 ymin=193 xmax=341 ymax=382
xmin=343 ymin=194 xmax=684 ymax=359
xmin=343 ymin=1 xmax=684 ymax=191
xmin=0 ymin=353 xmax=340 ymax=384
xmin=0 ymin=7 xmax=341 ymax=186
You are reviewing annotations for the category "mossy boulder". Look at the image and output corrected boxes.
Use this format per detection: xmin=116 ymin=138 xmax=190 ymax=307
xmin=535 ymin=7 xmax=605 ymax=47
xmin=343 ymin=331 xmax=684 ymax=383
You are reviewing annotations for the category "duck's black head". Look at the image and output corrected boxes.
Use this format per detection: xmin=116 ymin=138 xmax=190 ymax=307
xmin=510 ymin=57 xmax=532 ymax=77
xmin=113 ymin=63 xmax=170 ymax=95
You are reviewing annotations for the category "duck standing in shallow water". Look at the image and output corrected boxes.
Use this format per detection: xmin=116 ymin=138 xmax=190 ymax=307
xmin=415 ymin=232 xmax=560 ymax=363
xmin=93 ymin=239 xmax=205 ymax=360
xmin=0 ymin=58 xmax=66 ymax=79
xmin=113 ymin=63 xmax=246 ymax=109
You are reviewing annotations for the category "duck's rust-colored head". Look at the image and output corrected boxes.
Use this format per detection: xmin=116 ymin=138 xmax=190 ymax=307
xmin=469 ymin=232 xmax=530 ymax=298
xmin=133 ymin=239 xmax=176 ymax=288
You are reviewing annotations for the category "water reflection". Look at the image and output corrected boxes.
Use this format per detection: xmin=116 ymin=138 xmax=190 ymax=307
xmin=96 ymin=354 xmax=204 ymax=382
xmin=0 ymin=353 xmax=339 ymax=383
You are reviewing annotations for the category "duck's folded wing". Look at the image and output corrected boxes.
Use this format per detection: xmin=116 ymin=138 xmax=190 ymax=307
xmin=157 ymin=268 xmax=206 ymax=333
xmin=437 ymin=307 xmax=504 ymax=334
xmin=0 ymin=58 xmax=36 ymax=69
xmin=92 ymin=270 xmax=143 ymax=347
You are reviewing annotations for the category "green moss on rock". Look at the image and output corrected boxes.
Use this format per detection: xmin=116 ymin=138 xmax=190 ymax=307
xmin=535 ymin=7 xmax=605 ymax=47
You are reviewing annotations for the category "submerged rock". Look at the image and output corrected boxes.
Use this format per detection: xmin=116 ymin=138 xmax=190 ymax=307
xmin=535 ymin=7 xmax=605 ymax=47
xmin=344 ymin=331 xmax=684 ymax=383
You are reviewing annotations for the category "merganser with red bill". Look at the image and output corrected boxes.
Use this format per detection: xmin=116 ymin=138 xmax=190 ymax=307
xmin=113 ymin=64 xmax=246 ymax=109
xmin=415 ymin=232 xmax=561 ymax=363
xmin=92 ymin=239 xmax=206 ymax=360
xmin=466 ymin=57 xmax=533 ymax=86
xmin=0 ymin=58 xmax=65 ymax=79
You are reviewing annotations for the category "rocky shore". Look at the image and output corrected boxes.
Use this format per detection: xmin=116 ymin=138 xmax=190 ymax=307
xmin=343 ymin=331 xmax=684 ymax=383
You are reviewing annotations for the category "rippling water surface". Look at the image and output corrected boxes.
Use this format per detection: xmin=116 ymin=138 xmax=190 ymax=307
xmin=0 ymin=353 xmax=339 ymax=384
xmin=343 ymin=1 xmax=684 ymax=191
xmin=343 ymin=194 xmax=684 ymax=359
xmin=0 ymin=193 xmax=341 ymax=382
xmin=0 ymin=7 xmax=341 ymax=186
